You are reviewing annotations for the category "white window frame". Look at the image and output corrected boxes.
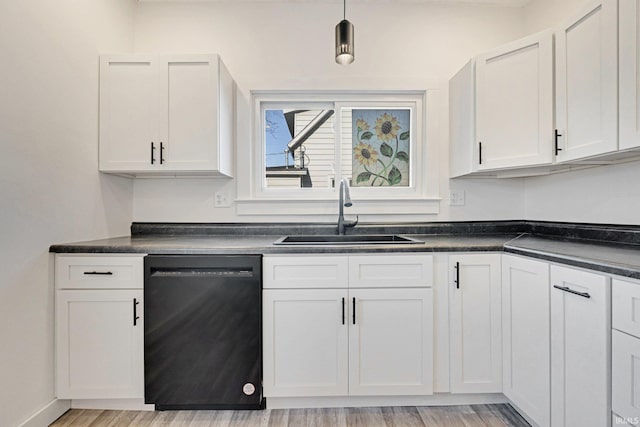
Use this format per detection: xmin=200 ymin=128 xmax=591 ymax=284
xmin=236 ymin=90 xmax=440 ymax=216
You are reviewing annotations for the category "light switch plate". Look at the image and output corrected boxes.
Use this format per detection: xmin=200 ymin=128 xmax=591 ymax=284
xmin=449 ymin=190 xmax=465 ymax=206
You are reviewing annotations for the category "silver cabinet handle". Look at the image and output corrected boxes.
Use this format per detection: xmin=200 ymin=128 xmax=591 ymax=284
xmin=553 ymin=285 xmax=590 ymax=299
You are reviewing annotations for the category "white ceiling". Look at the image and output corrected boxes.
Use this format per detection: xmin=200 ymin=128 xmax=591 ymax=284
xmin=139 ymin=0 xmax=533 ymax=6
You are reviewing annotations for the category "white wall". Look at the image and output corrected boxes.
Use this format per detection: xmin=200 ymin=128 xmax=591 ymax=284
xmin=522 ymin=0 xmax=640 ymax=225
xmin=524 ymin=161 xmax=640 ymax=224
xmin=132 ymin=1 xmax=528 ymax=223
xmin=523 ymin=0 xmax=590 ymax=33
xmin=0 ymin=2 xmax=135 ymax=426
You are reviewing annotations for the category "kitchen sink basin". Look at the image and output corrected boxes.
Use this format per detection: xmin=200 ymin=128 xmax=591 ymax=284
xmin=273 ymin=234 xmax=423 ymax=245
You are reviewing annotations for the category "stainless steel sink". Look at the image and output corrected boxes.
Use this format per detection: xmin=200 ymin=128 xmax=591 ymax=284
xmin=273 ymin=234 xmax=423 ymax=245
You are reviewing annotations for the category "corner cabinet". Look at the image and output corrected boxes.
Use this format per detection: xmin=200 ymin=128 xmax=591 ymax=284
xmin=502 ymin=255 xmax=550 ymax=427
xmin=262 ymin=254 xmax=434 ymax=398
xmin=448 ymin=253 xmax=502 ymax=393
xmin=99 ymin=54 xmax=234 ymax=177
xmin=554 ymin=0 xmax=618 ymax=162
xmin=450 ymin=0 xmax=640 ymax=177
xmin=55 ymin=254 xmax=145 ymax=399
xmin=450 ymin=31 xmax=554 ymax=177
xmin=550 ymin=264 xmax=611 ymax=427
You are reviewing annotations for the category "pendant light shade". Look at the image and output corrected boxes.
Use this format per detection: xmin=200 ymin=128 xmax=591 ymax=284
xmin=335 ymin=0 xmax=354 ymax=64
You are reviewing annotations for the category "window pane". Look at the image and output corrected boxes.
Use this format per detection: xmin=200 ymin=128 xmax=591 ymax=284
xmin=348 ymin=109 xmax=411 ymax=187
xmin=264 ymin=109 xmax=335 ymax=189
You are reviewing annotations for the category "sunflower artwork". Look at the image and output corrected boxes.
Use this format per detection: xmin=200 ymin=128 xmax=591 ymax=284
xmin=352 ymin=109 xmax=410 ymax=186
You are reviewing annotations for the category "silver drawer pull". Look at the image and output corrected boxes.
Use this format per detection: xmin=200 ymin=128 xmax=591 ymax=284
xmin=553 ymin=285 xmax=590 ymax=299
xmin=83 ymin=271 xmax=113 ymax=276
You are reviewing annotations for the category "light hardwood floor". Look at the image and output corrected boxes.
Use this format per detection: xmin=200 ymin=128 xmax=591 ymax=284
xmin=50 ymin=404 xmax=530 ymax=426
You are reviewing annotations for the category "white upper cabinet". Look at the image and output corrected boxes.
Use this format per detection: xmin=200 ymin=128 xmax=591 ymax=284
xmin=99 ymin=56 xmax=159 ymax=172
xmin=99 ymin=54 xmax=234 ymax=177
xmin=449 ymin=60 xmax=477 ymax=178
xmin=476 ymin=30 xmax=554 ymax=170
xmin=555 ymin=0 xmax=618 ymax=162
xmin=619 ymin=0 xmax=640 ymax=150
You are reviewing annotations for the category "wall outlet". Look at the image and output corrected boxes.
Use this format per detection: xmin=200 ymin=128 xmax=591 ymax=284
xmin=214 ymin=191 xmax=231 ymax=207
xmin=449 ymin=190 xmax=465 ymax=206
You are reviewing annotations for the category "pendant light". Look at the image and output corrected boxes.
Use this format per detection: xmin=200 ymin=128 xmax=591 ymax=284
xmin=335 ymin=0 xmax=354 ymax=65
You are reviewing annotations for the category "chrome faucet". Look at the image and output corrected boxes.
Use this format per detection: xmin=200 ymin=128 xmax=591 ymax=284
xmin=337 ymin=178 xmax=358 ymax=235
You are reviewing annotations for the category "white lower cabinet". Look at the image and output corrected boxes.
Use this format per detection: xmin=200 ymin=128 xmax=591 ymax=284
xmin=262 ymin=289 xmax=349 ymax=397
xmin=262 ymin=254 xmax=433 ymax=398
xmin=348 ymin=288 xmax=433 ymax=396
xmin=55 ymin=255 xmax=145 ymax=400
xmin=449 ymin=254 xmax=502 ymax=393
xmin=263 ymin=287 xmax=433 ymax=397
xmin=612 ymin=329 xmax=640 ymax=422
xmin=612 ymin=278 xmax=640 ymax=423
xmin=550 ymin=265 xmax=611 ymax=427
xmin=501 ymin=255 xmax=550 ymax=427
xmin=56 ymin=290 xmax=144 ymax=399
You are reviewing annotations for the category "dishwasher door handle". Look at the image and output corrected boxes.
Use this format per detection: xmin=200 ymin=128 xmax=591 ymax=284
xmin=149 ymin=267 xmax=254 ymax=278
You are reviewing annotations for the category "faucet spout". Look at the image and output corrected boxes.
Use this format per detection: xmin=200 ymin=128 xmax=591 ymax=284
xmin=337 ymin=178 xmax=358 ymax=235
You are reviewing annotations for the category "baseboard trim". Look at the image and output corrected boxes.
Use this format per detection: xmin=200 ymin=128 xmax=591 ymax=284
xmin=266 ymin=393 xmax=508 ymax=409
xmin=71 ymin=398 xmax=154 ymax=411
xmin=19 ymin=399 xmax=70 ymax=427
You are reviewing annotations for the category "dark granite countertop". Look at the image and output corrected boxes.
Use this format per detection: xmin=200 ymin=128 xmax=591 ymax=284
xmin=48 ymin=233 xmax=517 ymax=255
xmin=49 ymin=221 xmax=640 ymax=280
xmin=504 ymin=234 xmax=640 ymax=280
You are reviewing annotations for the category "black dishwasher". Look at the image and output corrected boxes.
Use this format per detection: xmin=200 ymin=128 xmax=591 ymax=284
xmin=144 ymin=255 xmax=263 ymax=410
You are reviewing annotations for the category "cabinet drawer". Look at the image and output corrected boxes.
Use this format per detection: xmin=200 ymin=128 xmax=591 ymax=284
xmin=263 ymin=256 xmax=349 ymax=289
xmin=348 ymin=254 xmax=433 ymax=288
xmin=613 ymin=278 xmax=640 ymax=339
xmin=55 ymin=255 xmax=144 ymax=290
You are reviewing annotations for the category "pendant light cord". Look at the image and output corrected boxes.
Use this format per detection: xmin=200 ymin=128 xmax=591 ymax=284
xmin=343 ymin=0 xmax=346 ymax=20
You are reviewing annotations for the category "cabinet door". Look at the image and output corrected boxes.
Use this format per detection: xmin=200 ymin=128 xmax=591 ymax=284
xmin=55 ymin=290 xmax=144 ymax=399
xmin=476 ymin=30 xmax=553 ymax=170
xmin=449 ymin=254 xmax=502 ymax=393
xmin=502 ymin=255 xmax=550 ymax=427
xmin=449 ymin=60 xmax=477 ymax=178
xmin=613 ymin=330 xmax=640 ymax=422
xmin=263 ymin=289 xmax=348 ymax=397
xmin=99 ymin=55 xmax=160 ymax=172
xmin=555 ymin=0 xmax=618 ymax=162
xmin=550 ymin=265 xmax=610 ymax=427
xmin=159 ymin=55 xmax=222 ymax=172
xmin=348 ymin=288 xmax=433 ymax=396
xmin=620 ymin=0 xmax=640 ymax=150
xmin=613 ymin=278 xmax=640 ymax=338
